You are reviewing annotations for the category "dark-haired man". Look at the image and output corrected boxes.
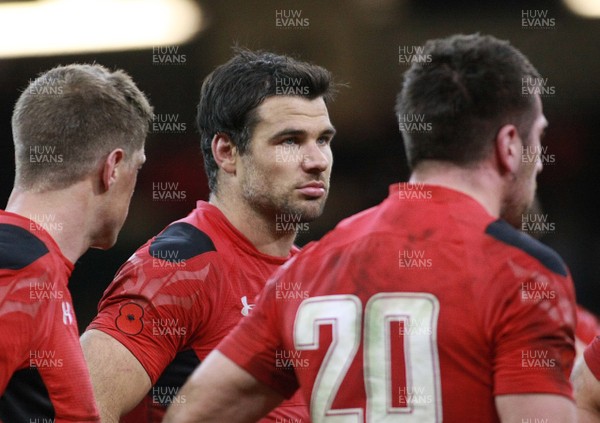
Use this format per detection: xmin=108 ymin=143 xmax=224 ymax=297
xmin=164 ymin=34 xmax=576 ymax=423
xmin=81 ymin=49 xmax=336 ymax=422
xmin=0 ymin=64 xmax=153 ymax=422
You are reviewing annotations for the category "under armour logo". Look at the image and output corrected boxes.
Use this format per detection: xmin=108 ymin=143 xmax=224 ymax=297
xmin=62 ymin=301 xmax=74 ymax=325
xmin=241 ymin=296 xmax=255 ymax=316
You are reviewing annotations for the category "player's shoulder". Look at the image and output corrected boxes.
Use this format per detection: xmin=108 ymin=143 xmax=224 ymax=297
xmin=0 ymin=222 xmax=49 ymax=271
xmin=148 ymin=221 xmax=216 ymax=263
xmin=106 ymin=220 xmax=220 ymax=296
xmin=484 ymin=219 xmax=567 ymax=277
xmin=281 ymin=205 xmax=383 ymax=274
xmin=323 ymin=204 xmax=381 ymax=246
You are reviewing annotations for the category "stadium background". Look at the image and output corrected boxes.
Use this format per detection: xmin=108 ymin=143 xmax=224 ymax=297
xmin=0 ymin=0 xmax=599 ymax=331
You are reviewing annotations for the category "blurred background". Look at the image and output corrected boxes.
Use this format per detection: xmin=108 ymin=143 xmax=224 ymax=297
xmin=0 ymin=0 xmax=599 ymax=331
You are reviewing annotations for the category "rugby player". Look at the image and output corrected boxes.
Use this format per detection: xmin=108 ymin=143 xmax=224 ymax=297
xmin=165 ymin=34 xmax=577 ymax=423
xmin=81 ymin=49 xmax=336 ymax=422
xmin=0 ymin=64 xmax=152 ymax=421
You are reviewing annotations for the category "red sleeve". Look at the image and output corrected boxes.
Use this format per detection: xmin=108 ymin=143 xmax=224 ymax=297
xmin=485 ymin=259 xmax=576 ymax=399
xmin=86 ymin=252 xmax=212 ymax=384
xmin=217 ymin=278 xmax=299 ymax=398
xmin=584 ymin=337 xmax=600 ymax=380
xmin=576 ymin=306 xmax=600 ymax=345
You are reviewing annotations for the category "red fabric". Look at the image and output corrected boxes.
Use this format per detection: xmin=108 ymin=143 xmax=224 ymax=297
xmin=576 ymin=306 xmax=600 ymax=345
xmin=0 ymin=210 xmax=99 ymax=422
xmin=88 ymin=201 xmax=306 ymax=422
xmin=219 ymin=184 xmax=577 ymax=423
xmin=584 ymin=338 xmax=600 ymax=380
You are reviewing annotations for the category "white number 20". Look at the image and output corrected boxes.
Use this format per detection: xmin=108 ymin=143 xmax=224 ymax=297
xmin=293 ymin=293 xmax=442 ymax=423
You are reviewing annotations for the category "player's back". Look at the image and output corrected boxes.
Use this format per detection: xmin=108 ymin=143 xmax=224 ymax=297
xmin=271 ymin=184 xmax=575 ymax=422
xmin=0 ymin=210 xmax=100 ymax=422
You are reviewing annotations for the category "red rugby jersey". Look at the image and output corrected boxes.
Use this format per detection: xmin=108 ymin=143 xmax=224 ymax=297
xmin=576 ymin=306 xmax=600 ymax=346
xmin=218 ymin=184 xmax=577 ymax=423
xmin=87 ymin=201 xmax=307 ymax=422
xmin=584 ymin=337 xmax=600 ymax=380
xmin=0 ymin=210 xmax=100 ymax=422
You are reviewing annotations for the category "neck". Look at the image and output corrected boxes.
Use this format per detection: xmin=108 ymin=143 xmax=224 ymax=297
xmin=209 ymin=191 xmax=296 ymax=258
xmin=409 ymin=160 xmax=503 ymax=218
xmin=6 ymin=184 xmax=93 ymax=264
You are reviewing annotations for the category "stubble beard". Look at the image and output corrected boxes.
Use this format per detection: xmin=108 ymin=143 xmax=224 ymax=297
xmin=501 ymin=172 xmax=535 ymax=231
xmin=242 ymin=181 xmax=327 ymax=224
xmin=241 ymin=172 xmax=327 ymax=229
xmin=501 ymin=197 xmax=529 ymax=230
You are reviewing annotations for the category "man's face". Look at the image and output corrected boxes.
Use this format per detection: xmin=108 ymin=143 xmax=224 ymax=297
xmin=237 ymin=95 xmax=335 ymax=225
xmin=502 ymin=94 xmax=547 ymax=228
xmin=95 ymin=147 xmax=146 ymax=249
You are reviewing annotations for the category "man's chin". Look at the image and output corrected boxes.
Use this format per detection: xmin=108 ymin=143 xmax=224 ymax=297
xmin=90 ymin=234 xmax=119 ymax=251
xmin=296 ymin=200 xmax=328 ymax=222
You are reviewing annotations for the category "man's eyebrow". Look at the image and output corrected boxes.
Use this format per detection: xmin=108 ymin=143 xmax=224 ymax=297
xmin=270 ymin=126 xmax=337 ymax=139
xmin=322 ymin=127 xmax=337 ymax=137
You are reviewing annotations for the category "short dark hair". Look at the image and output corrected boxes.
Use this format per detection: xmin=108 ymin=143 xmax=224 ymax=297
xmin=395 ymin=33 xmax=541 ymax=170
xmin=197 ymin=48 xmax=335 ymax=192
xmin=12 ymin=64 xmax=153 ymax=191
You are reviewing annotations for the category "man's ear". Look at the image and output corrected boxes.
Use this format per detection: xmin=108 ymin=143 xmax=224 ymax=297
xmin=495 ymin=124 xmax=522 ymax=176
xmin=101 ymin=148 xmax=125 ymax=192
xmin=211 ymin=133 xmax=237 ymax=175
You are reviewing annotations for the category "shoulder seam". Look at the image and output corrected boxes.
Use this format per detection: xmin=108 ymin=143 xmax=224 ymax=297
xmin=149 ymin=222 xmax=216 ymax=263
xmin=0 ymin=224 xmax=49 ymax=270
xmin=485 ymin=219 xmax=567 ymax=277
